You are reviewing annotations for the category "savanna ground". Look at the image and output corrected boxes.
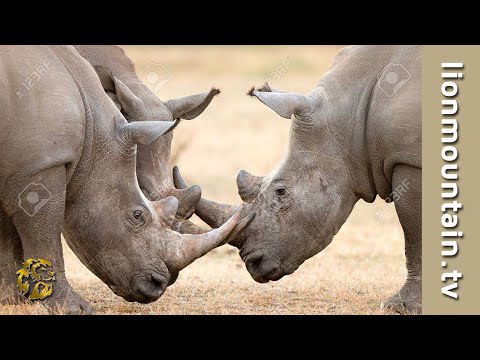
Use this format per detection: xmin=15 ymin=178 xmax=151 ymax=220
xmin=1 ymin=46 xmax=405 ymax=314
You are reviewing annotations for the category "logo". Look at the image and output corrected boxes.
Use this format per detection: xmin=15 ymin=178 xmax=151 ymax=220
xmin=16 ymin=258 xmax=55 ymax=300
xmin=137 ymin=63 xmax=172 ymax=96
xmin=18 ymin=183 xmax=52 ymax=217
xmin=378 ymin=63 xmax=411 ymax=97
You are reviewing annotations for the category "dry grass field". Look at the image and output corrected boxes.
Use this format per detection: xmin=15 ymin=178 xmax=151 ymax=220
xmin=1 ymin=46 xmax=405 ymax=314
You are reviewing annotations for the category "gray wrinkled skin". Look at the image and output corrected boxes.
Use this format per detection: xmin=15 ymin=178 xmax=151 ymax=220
xmin=0 ymin=45 xmax=242 ymax=314
xmin=176 ymin=46 xmax=422 ymax=314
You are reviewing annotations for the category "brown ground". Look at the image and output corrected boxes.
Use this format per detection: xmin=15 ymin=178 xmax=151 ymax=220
xmin=1 ymin=46 xmax=404 ymax=314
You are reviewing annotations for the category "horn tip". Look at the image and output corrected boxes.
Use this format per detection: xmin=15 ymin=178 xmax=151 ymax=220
xmin=172 ymin=166 xmax=189 ymax=189
xmin=236 ymin=169 xmax=247 ymax=184
xmin=244 ymin=211 xmax=256 ymax=223
xmin=189 ymin=184 xmax=202 ymax=196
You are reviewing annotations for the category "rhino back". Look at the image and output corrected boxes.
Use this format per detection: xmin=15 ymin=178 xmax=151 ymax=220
xmin=367 ymin=46 xmax=421 ymax=197
xmin=0 ymin=46 xmax=85 ymax=191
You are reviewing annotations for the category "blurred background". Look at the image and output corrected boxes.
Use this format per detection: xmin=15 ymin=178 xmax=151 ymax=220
xmin=2 ymin=46 xmax=405 ymax=314
xmin=124 ymin=45 xmax=343 ymax=205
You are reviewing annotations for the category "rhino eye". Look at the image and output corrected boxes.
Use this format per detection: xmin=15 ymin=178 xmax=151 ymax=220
xmin=133 ymin=210 xmax=143 ymax=219
xmin=276 ymin=187 xmax=286 ymax=196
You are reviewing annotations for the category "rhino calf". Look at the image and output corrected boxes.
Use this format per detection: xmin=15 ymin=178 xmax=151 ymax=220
xmin=0 ymin=45 xmax=243 ymax=314
xmin=175 ymin=46 xmax=422 ymax=314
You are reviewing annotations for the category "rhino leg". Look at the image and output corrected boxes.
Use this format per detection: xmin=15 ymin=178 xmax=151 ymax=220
xmin=381 ymin=165 xmax=422 ymax=314
xmin=9 ymin=166 xmax=94 ymax=315
xmin=0 ymin=209 xmax=25 ymax=304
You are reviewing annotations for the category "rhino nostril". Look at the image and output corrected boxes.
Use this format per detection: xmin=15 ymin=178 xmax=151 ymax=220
xmin=246 ymin=251 xmax=263 ymax=268
xmin=151 ymin=273 xmax=166 ymax=288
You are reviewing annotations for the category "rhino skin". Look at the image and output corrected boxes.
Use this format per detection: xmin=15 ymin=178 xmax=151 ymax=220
xmin=175 ymin=46 xmax=422 ymax=314
xmin=0 ymin=45 xmax=243 ymax=314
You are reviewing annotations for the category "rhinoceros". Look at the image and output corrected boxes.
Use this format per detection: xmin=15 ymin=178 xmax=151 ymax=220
xmin=73 ymin=46 xmax=218 ymax=226
xmin=174 ymin=45 xmax=422 ymax=313
xmin=0 ymin=45 xmax=243 ymax=314
xmin=73 ymin=45 xmax=256 ymax=286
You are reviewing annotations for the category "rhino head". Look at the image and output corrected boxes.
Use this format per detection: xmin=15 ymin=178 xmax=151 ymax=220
xmin=174 ymin=84 xmax=359 ymax=283
xmin=63 ymin=116 xmax=246 ymax=304
xmin=74 ymin=45 xmax=218 ymax=221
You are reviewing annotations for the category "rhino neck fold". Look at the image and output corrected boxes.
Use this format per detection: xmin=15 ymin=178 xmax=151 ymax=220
xmin=136 ymin=131 xmax=174 ymax=197
xmin=309 ymin=49 xmax=388 ymax=203
xmin=48 ymin=46 xmax=118 ymax=203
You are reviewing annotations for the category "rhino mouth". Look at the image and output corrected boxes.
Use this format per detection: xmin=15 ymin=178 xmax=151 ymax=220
xmin=242 ymin=251 xmax=282 ymax=283
xmin=240 ymin=250 xmax=302 ymax=283
xmin=128 ymin=272 xmax=169 ymax=303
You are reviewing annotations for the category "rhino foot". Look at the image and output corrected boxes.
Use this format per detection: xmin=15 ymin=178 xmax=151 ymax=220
xmin=42 ymin=285 xmax=95 ymax=315
xmin=380 ymin=280 xmax=422 ymax=315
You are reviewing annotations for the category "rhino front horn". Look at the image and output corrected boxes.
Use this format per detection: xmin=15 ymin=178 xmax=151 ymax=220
xmin=165 ymin=209 xmax=244 ymax=273
xmin=173 ymin=165 xmax=238 ymax=228
xmin=236 ymin=170 xmax=263 ymax=202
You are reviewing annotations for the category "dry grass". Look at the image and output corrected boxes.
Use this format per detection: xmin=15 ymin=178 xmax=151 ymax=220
xmin=1 ymin=46 xmax=405 ymax=315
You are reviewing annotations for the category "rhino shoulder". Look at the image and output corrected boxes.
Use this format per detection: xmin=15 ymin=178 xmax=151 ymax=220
xmin=0 ymin=46 xmax=86 ymax=181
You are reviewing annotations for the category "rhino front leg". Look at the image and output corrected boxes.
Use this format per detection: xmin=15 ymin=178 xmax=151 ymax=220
xmin=381 ymin=164 xmax=422 ymax=314
xmin=0 ymin=209 xmax=25 ymax=304
xmin=10 ymin=166 xmax=94 ymax=315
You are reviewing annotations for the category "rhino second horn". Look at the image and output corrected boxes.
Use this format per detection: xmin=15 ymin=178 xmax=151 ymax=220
xmin=173 ymin=166 xmax=238 ymax=228
xmin=165 ymin=209 xmax=243 ymax=272
xmin=154 ymin=196 xmax=179 ymax=227
xmin=236 ymin=170 xmax=263 ymax=203
xmin=169 ymin=185 xmax=201 ymax=220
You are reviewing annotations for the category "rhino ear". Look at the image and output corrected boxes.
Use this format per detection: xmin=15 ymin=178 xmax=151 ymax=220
xmin=256 ymin=82 xmax=286 ymax=93
xmin=112 ymin=76 xmax=147 ymax=117
xmin=166 ymin=88 xmax=220 ymax=120
xmin=93 ymin=65 xmax=115 ymax=92
xmin=248 ymin=87 xmax=314 ymax=119
xmin=123 ymin=120 xmax=179 ymax=145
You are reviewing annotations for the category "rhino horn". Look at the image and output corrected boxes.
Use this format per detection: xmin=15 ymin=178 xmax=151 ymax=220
xmin=166 ymin=88 xmax=220 ymax=120
xmin=173 ymin=166 xmax=239 ymax=228
xmin=154 ymin=196 xmax=179 ymax=227
xmin=168 ymin=185 xmax=202 ymax=219
xmin=247 ymin=87 xmax=314 ymax=119
xmin=236 ymin=170 xmax=263 ymax=202
xmin=164 ymin=209 xmax=243 ymax=272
